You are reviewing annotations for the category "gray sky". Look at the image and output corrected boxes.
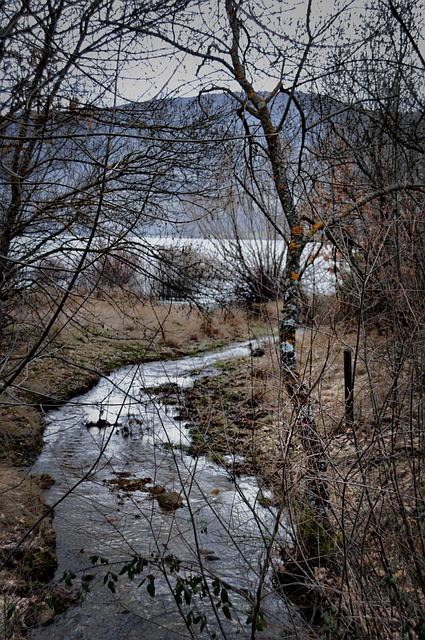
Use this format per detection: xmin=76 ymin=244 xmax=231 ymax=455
xmin=108 ymin=0 xmax=424 ymax=103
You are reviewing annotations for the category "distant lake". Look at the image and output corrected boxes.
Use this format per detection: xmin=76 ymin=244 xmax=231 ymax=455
xmin=12 ymin=234 xmax=337 ymax=299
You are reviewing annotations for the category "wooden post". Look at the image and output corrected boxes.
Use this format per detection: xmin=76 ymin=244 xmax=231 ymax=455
xmin=344 ymin=348 xmax=354 ymax=423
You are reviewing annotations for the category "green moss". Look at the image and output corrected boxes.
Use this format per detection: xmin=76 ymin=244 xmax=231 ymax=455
xmin=297 ymin=507 xmax=341 ymax=565
xmin=214 ymin=359 xmax=229 ymax=370
xmin=211 ymin=452 xmax=226 ymax=465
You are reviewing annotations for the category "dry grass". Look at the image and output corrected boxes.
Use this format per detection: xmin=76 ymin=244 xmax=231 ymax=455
xmin=27 ymin=288 xmax=255 ymax=346
xmin=288 ymin=326 xmax=424 ymax=636
xmin=177 ymin=317 xmax=424 ymax=638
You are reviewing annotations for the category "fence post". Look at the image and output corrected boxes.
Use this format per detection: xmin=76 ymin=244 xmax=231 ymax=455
xmin=344 ymin=347 xmax=354 ymax=424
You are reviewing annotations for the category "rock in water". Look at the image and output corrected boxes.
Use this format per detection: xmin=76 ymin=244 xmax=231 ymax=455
xmin=156 ymin=491 xmax=183 ymax=511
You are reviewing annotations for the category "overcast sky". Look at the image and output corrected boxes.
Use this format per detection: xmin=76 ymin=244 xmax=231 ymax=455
xmin=114 ymin=0 xmax=356 ymax=102
xmin=97 ymin=0 xmax=424 ymax=104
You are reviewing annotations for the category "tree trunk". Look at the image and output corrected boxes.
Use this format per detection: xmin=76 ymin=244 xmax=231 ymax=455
xmin=225 ymin=0 xmax=330 ymax=524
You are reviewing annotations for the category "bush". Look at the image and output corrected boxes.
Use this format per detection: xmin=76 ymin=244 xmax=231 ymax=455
xmin=149 ymin=245 xmax=221 ymax=302
xmin=81 ymin=249 xmax=142 ymax=291
xmin=233 ymin=263 xmax=283 ymax=304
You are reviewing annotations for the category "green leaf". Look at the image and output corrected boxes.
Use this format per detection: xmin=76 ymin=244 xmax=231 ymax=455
xmin=256 ymin=611 xmax=268 ymax=631
xmin=82 ymin=574 xmax=95 ymax=582
xmin=212 ymin=579 xmax=220 ymax=596
xmin=222 ymin=605 xmax=232 ymax=620
xmin=147 ymin=582 xmax=155 ymax=597
xmin=220 ymin=587 xmax=229 ymax=604
xmin=107 ymin=581 xmax=116 ymax=593
xmin=61 ymin=570 xmax=76 ymax=588
xmin=6 ymin=604 xmax=17 ymax=621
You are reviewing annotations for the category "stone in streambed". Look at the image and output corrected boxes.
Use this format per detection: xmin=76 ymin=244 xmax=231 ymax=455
xmin=156 ymin=490 xmax=183 ymax=511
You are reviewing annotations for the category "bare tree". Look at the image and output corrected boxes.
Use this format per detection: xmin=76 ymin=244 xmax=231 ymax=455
xmin=0 ymin=0 xmax=223 ymax=394
xmin=117 ymin=0 xmax=350 ymax=544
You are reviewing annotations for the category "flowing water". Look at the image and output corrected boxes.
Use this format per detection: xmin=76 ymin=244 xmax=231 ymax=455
xmin=31 ymin=340 xmax=297 ymax=639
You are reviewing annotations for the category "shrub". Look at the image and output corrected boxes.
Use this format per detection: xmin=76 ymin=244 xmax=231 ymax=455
xmin=81 ymin=249 xmax=141 ymax=291
xmin=149 ymin=245 xmax=221 ymax=302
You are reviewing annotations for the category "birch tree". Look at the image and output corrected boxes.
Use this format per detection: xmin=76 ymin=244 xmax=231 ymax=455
xmin=118 ymin=0 xmax=345 ymax=522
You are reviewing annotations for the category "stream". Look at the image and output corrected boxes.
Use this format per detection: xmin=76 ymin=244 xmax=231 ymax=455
xmin=31 ymin=340 xmax=296 ymax=639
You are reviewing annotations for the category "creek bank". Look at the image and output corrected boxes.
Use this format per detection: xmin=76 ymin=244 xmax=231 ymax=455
xmin=168 ymin=333 xmax=413 ymax=637
xmin=29 ymin=339 xmax=295 ymax=640
xmin=156 ymin=347 xmax=350 ymax=633
xmin=162 ymin=352 xmax=284 ymax=486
